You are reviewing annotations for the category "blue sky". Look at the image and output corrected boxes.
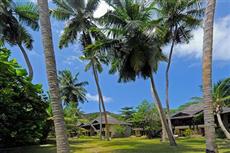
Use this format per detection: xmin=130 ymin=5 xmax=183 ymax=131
xmin=9 ymin=1 xmax=230 ymax=113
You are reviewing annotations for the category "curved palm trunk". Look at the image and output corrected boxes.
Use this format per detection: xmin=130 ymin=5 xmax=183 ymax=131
xmin=92 ymin=62 xmax=110 ymax=141
xmin=17 ymin=43 xmax=33 ymax=79
xmin=150 ymin=74 xmax=176 ymax=146
xmin=37 ymin=1 xmax=70 ymax=153
xmin=165 ymin=37 xmax=176 ymax=135
xmin=158 ymin=108 xmax=168 ymax=142
xmin=98 ymin=97 xmax=103 ymax=140
xmin=202 ymin=0 xmax=218 ymax=152
xmin=165 ymin=26 xmax=178 ymax=135
xmin=217 ymin=112 xmax=230 ymax=139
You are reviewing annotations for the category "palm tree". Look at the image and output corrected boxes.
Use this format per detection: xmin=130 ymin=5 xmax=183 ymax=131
xmin=80 ymin=47 xmax=110 ymax=140
xmin=58 ymin=70 xmax=88 ymax=107
xmin=202 ymin=0 xmax=218 ymax=152
xmin=156 ymin=0 xmax=204 ymax=134
xmin=0 ymin=1 xmax=39 ymax=79
xmin=37 ymin=0 xmax=70 ymax=152
xmin=51 ymin=0 xmax=110 ymax=140
xmin=101 ymin=0 xmax=176 ymax=146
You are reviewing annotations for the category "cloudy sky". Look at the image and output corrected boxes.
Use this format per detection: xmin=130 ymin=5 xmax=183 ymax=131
xmin=9 ymin=0 xmax=230 ymax=113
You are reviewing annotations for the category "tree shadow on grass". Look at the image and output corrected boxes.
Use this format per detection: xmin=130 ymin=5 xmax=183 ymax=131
xmin=98 ymin=138 xmax=205 ymax=153
xmin=177 ymin=138 xmax=205 ymax=144
xmin=4 ymin=137 xmax=230 ymax=153
xmin=1 ymin=145 xmax=56 ymax=153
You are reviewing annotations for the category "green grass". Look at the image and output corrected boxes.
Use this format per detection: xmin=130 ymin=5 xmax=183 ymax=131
xmin=5 ymin=137 xmax=230 ymax=153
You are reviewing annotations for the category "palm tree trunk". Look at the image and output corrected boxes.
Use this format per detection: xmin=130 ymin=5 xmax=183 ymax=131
xmin=17 ymin=43 xmax=33 ymax=79
xmin=165 ymin=30 xmax=177 ymax=134
xmin=92 ymin=61 xmax=110 ymax=141
xmin=150 ymin=74 xmax=176 ymax=146
xmin=155 ymin=97 xmax=168 ymax=142
xmin=37 ymin=1 xmax=70 ymax=153
xmin=217 ymin=112 xmax=230 ymax=139
xmin=202 ymin=0 xmax=218 ymax=152
xmin=161 ymin=120 xmax=168 ymax=142
xmin=98 ymin=97 xmax=103 ymax=140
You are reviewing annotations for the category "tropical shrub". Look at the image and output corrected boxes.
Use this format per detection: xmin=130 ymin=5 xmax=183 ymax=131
xmin=64 ymin=103 xmax=80 ymax=137
xmin=0 ymin=48 xmax=48 ymax=147
xmin=183 ymin=129 xmax=192 ymax=137
xmin=174 ymin=129 xmax=180 ymax=136
xmin=113 ymin=125 xmax=126 ymax=137
xmin=132 ymin=100 xmax=161 ymax=131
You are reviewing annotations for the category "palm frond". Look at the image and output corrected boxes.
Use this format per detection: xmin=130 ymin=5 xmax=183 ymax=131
xmin=58 ymin=70 xmax=88 ymax=104
xmin=14 ymin=2 xmax=39 ymax=30
xmin=85 ymin=0 xmax=100 ymax=14
xmin=51 ymin=7 xmax=73 ymax=20
xmin=53 ymin=0 xmax=74 ymax=12
xmin=18 ymin=25 xmax=33 ymax=50
xmin=59 ymin=17 xmax=82 ymax=48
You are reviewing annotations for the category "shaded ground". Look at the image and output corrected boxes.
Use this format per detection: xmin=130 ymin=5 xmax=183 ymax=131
xmin=3 ymin=137 xmax=230 ymax=153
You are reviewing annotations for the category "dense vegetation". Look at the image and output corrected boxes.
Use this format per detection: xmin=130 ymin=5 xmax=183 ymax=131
xmin=0 ymin=48 xmax=48 ymax=147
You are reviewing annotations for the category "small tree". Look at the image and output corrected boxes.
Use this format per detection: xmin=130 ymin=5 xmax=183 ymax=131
xmin=120 ymin=107 xmax=136 ymax=121
xmin=132 ymin=100 xmax=161 ymax=132
xmin=58 ymin=70 xmax=88 ymax=107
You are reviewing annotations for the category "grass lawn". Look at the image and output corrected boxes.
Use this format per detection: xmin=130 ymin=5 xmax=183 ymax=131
xmin=5 ymin=137 xmax=230 ymax=153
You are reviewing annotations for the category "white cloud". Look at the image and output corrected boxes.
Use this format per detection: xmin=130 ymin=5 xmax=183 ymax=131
xmin=64 ymin=55 xmax=82 ymax=65
xmin=165 ymin=15 xmax=230 ymax=61
xmin=86 ymin=93 xmax=113 ymax=103
xmin=59 ymin=30 xmax=64 ymax=37
xmin=94 ymin=1 xmax=112 ymax=18
xmin=29 ymin=0 xmax=52 ymax=3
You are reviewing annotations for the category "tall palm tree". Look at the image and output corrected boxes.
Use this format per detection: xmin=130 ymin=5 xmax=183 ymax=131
xmin=156 ymin=0 xmax=204 ymax=134
xmin=58 ymin=70 xmax=88 ymax=107
xmin=80 ymin=45 xmax=110 ymax=140
xmin=0 ymin=1 xmax=39 ymax=79
xmin=202 ymin=0 xmax=217 ymax=152
xmin=51 ymin=0 xmax=110 ymax=140
xmin=37 ymin=0 xmax=70 ymax=152
xmin=102 ymin=0 xmax=176 ymax=146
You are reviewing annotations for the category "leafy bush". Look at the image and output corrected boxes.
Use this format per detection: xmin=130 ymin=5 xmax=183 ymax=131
xmin=174 ymin=129 xmax=180 ymax=135
xmin=183 ymin=129 xmax=192 ymax=137
xmin=114 ymin=125 xmax=126 ymax=137
xmin=64 ymin=103 xmax=80 ymax=137
xmin=0 ymin=48 xmax=48 ymax=147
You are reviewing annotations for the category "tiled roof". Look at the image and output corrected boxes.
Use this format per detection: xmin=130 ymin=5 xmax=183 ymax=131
xmin=91 ymin=114 xmax=131 ymax=125
xmin=171 ymin=102 xmax=230 ymax=119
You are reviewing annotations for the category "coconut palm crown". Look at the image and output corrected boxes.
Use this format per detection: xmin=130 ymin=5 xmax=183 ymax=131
xmin=58 ymin=70 xmax=88 ymax=106
xmin=51 ymin=0 xmax=101 ymax=48
xmin=101 ymin=0 xmax=166 ymax=81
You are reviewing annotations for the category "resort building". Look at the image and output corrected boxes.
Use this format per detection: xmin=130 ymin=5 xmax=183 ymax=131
xmin=80 ymin=114 xmax=132 ymax=138
xmin=171 ymin=102 xmax=230 ymax=136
